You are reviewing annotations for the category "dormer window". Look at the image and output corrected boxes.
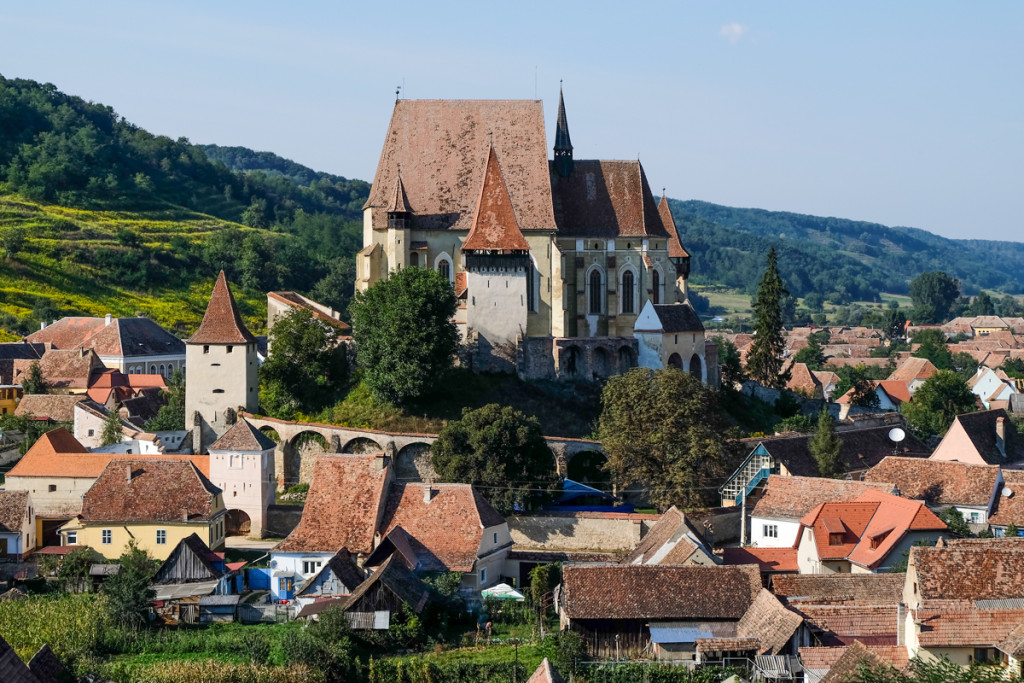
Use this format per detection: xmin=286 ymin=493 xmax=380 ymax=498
xmin=829 ymin=532 xmax=844 ymax=546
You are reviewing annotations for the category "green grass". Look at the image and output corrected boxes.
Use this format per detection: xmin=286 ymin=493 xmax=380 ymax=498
xmin=318 ymin=370 xmax=602 ymax=438
xmin=0 ymin=193 xmax=267 ymax=337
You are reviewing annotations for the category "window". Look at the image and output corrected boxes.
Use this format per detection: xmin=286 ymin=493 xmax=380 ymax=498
xmin=278 ymin=577 xmax=293 ymax=592
xmin=101 ymin=529 xmax=112 ymax=545
xmin=829 ymin=533 xmax=844 ymax=546
xmin=229 ymin=454 xmax=242 ymax=469
xmin=438 ymin=259 xmax=451 ymax=282
xmin=621 ymin=269 xmax=635 ymax=314
xmin=526 ymin=259 xmax=536 ymax=312
xmin=87 ymin=429 xmax=94 ymax=437
xmin=48 ymin=484 xmax=56 ymax=493
xmin=763 ymin=524 xmax=778 ymax=539
xmin=66 ymin=531 xmax=77 ymax=544
xmin=588 ymin=269 xmax=603 ymax=314
xmin=410 ymin=252 xmax=419 ymax=267
xmin=652 ymin=270 xmax=660 ymax=304
xmin=212 ymin=389 xmax=225 ymax=394
xmin=969 ymin=511 xmax=981 ymax=523
xmin=203 ymin=345 xmax=210 ymax=354
xmin=156 ymin=529 xmax=166 ymax=545
xmin=150 ymin=365 xmax=157 ymax=374
xmin=479 ymin=567 xmax=487 ymax=585
xmin=995 ymin=527 xmax=1005 ymax=538
xmin=302 ymin=560 xmax=322 ymax=575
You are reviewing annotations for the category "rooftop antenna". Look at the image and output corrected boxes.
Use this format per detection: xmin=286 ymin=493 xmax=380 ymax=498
xmin=395 ymin=85 xmax=401 ymax=102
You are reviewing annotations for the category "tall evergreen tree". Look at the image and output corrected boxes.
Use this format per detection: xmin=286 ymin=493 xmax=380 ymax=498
xmin=100 ymin=408 xmax=124 ymax=446
xmin=747 ymin=248 xmax=790 ymax=388
xmin=21 ymin=360 xmax=48 ymax=395
xmin=809 ymin=409 xmax=845 ymax=478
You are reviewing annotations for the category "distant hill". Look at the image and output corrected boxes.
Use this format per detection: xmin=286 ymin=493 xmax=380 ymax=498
xmin=200 ymin=144 xmax=361 ymax=189
xmin=669 ymin=200 xmax=1024 ymax=299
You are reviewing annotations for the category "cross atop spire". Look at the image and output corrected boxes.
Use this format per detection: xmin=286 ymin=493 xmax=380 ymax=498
xmin=554 ymin=83 xmax=573 ymax=178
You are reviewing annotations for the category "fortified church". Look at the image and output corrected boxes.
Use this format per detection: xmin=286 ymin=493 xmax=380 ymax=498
xmin=357 ymin=90 xmax=717 ymax=383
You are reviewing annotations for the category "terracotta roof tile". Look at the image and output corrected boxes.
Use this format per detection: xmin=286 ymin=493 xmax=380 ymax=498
xmin=886 ymin=357 xmax=938 ymax=383
xmin=561 ymin=564 xmax=761 ymax=620
xmin=342 ymin=554 xmax=432 ymax=615
xmin=551 ymin=160 xmax=668 ymax=238
xmin=751 ymin=475 xmax=895 ymax=521
xmin=787 ymin=363 xmax=822 ymax=396
xmin=792 ymin=604 xmax=900 ymax=646
xmin=377 ymin=483 xmax=506 ymax=572
xmin=365 ymin=100 xmax=556 ymax=232
xmin=695 ymin=637 xmax=760 ymax=653
xmin=799 ymin=644 xmax=908 ymax=673
xmin=527 ymin=658 xmax=565 ymax=683
xmin=997 ymin=622 xmax=1024 ymax=657
xmin=865 ymin=456 xmax=1000 ymax=507
xmin=462 ymin=146 xmax=530 ymax=252
xmin=267 ymin=292 xmax=351 ymax=333
xmin=80 ymin=458 xmax=221 ymax=523
xmin=13 ymin=348 xmax=105 ymax=390
xmin=274 ymin=454 xmax=391 ymax=555
xmin=0 ymin=491 xmax=30 ymax=534
xmin=13 ymin=395 xmax=88 ymax=422
xmin=949 ymin=409 xmax=1024 ymax=464
xmin=25 ymin=316 xmax=183 ymax=359
xmin=817 ymin=641 xmax=903 ymax=682
xmin=621 ymin=506 xmax=710 ymax=566
xmin=387 ymin=172 xmax=413 ymax=214
xmin=988 ymin=469 xmax=1024 ymax=527
xmin=187 ymin=271 xmax=256 ymax=345
xmin=658 ymin=195 xmax=689 ymax=259
xmin=737 ymin=588 xmax=803 ymax=654
xmin=722 ymin=547 xmax=798 ymax=572
xmin=912 ymin=539 xmax=1024 ymax=601
xmin=454 ymin=272 xmax=468 ymax=298
xmin=208 ymin=420 xmax=276 ymax=452
xmin=915 ymin=607 xmax=1024 ymax=647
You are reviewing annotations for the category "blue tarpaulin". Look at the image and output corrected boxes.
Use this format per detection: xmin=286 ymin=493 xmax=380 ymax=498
xmin=649 ymin=626 xmax=712 ymax=644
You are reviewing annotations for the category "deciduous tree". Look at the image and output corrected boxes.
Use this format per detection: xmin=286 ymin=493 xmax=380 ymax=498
xmin=747 ymin=248 xmax=790 ymax=388
xmin=349 ymin=267 xmax=458 ymax=405
xmin=909 ymin=271 xmax=960 ymax=324
xmin=431 ymin=404 xmax=557 ymax=515
xmin=902 ymin=370 xmax=977 ymax=439
xmin=103 ymin=540 xmax=155 ymax=631
xmin=598 ymin=367 xmax=737 ymax=509
xmin=145 ymin=369 xmax=186 ymax=431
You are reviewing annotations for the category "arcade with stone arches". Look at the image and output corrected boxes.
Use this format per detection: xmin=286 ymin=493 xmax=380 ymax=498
xmin=242 ymin=414 xmax=606 ymax=490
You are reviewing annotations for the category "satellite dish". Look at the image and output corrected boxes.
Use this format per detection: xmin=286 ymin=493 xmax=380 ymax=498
xmin=269 ymin=559 xmax=277 ymax=568
xmin=888 ymin=427 xmax=906 ymax=444
xmin=1003 ymin=487 xmax=1014 ymax=498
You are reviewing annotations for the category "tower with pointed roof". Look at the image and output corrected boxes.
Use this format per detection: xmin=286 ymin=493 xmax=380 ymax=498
xmin=185 ymin=272 xmax=259 ymax=453
xmin=553 ymin=85 xmax=573 ymax=178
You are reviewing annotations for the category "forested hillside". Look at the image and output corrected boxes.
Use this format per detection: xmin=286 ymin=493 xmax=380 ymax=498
xmin=672 ymin=200 xmax=1024 ymax=299
xmin=0 ymin=75 xmax=367 ymax=339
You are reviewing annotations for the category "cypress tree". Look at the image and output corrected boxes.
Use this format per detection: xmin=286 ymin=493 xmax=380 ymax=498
xmin=747 ymin=248 xmax=790 ymax=388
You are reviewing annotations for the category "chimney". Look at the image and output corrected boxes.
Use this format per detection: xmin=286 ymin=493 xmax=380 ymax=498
xmin=105 ymin=313 xmax=112 ymax=326
xmin=423 ymin=483 xmax=437 ymax=504
xmin=40 ymin=321 xmax=46 ymax=330
xmin=373 ymin=453 xmax=387 ymax=473
xmin=181 ymin=508 xmax=190 ymax=522
xmin=897 ymin=604 xmax=906 ymax=646
xmin=125 ymin=465 xmax=133 ymax=483
xmin=996 ymin=417 xmax=1007 ymax=458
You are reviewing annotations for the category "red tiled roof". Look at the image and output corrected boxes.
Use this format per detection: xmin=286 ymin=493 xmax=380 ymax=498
xmin=454 ymin=272 xmax=468 ymax=298
xmin=208 ymin=420 xmax=276 ymax=452
xmin=377 ymin=483 xmax=506 ymax=573
xmin=751 ymin=475 xmax=895 ymax=521
xmin=988 ymin=469 xmax=1024 ymax=527
xmin=886 ymin=357 xmax=938 ymax=383
xmin=800 ymin=643 xmax=908 ymax=678
xmin=188 ymin=271 xmax=256 ymax=345
xmin=560 ymin=564 xmax=761 ymax=621
xmin=620 ymin=506 xmax=709 ymax=566
xmin=13 ymin=348 xmax=105 ymax=390
xmin=774 ymin=574 xmax=906 ymax=605
xmin=865 ymin=456 xmax=1000 ymax=507
xmin=13 ymin=394 xmax=89 ymax=422
xmin=722 ymin=547 xmax=798 ymax=572
xmin=792 ymin=604 xmax=899 ymax=646
xmin=527 ymin=658 xmax=565 ymax=683
xmin=365 ymin=100 xmax=556 ymax=233
xmin=736 ymin=588 xmax=803 ymax=654
xmin=551 ymin=160 xmax=668 ymax=238
xmin=274 ymin=454 xmax=391 ymax=555
xmin=787 ymin=363 xmax=822 ymax=396
xmin=912 ymin=539 xmax=1024 ymax=601
xmin=81 ymin=458 xmax=221 ymax=523
xmin=0 ymin=491 xmax=30 ymax=534
xmin=267 ymin=292 xmax=351 ymax=333
xmin=462 ymin=146 xmax=530 ymax=252
xmin=915 ymin=607 xmax=1024 ymax=648
xmin=658 ymin=195 xmax=689 ymax=259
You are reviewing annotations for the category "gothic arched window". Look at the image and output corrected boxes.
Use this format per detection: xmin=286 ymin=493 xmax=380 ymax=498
xmin=622 ymin=270 xmax=635 ymax=314
xmin=589 ymin=269 xmax=603 ymax=314
xmin=652 ymin=270 xmax=661 ymax=305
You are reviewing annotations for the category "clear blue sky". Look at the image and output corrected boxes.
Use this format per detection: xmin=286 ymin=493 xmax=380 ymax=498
xmin=2 ymin=1 xmax=1021 ymax=240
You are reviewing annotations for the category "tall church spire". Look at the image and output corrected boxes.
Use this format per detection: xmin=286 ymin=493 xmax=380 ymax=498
xmin=554 ymin=83 xmax=574 ymax=178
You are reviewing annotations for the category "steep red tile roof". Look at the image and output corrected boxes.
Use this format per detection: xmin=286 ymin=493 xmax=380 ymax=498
xmin=13 ymin=394 xmax=88 ymax=422
xmin=865 ymin=456 xmax=1000 ymax=507
xmin=25 ymin=316 xmax=184 ymax=359
xmin=988 ymin=469 xmax=1024 ymax=527
xmin=187 ymin=271 xmax=256 ymax=345
xmin=751 ymin=475 xmax=895 ymax=521
xmin=997 ymin=622 xmax=1024 ymax=658
xmin=799 ymin=644 xmax=908 ymax=673
xmin=620 ymin=506 xmax=710 ymax=566
xmin=376 ymin=483 xmax=506 ymax=572
xmin=461 ymin=146 xmax=530 ymax=252
xmin=274 ymin=455 xmax=391 ymax=555
xmin=365 ymin=100 xmax=556 ymax=232
xmin=799 ymin=489 xmax=946 ymax=570
xmin=454 ymin=271 xmax=468 ymax=298
xmin=915 ymin=607 xmax=1024 ymax=648
xmin=658 ymin=195 xmax=689 ymax=259
xmin=695 ymin=637 xmax=760 ymax=653
xmin=814 ymin=642 xmax=905 ymax=682
xmin=792 ymin=604 xmax=899 ymax=646
xmin=387 ymin=172 xmax=413 ymax=213
xmin=0 ymin=491 xmax=30 ymax=534
xmin=208 ymin=420 xmax=276 ymax=452
xmin=80 ymin=458 xmax=221 ymax=523
xmin=886 ymin=357 xmax=938 ymax=383
xmin=736 ymin=589 xmax=803 ymax=654
xmin=560 ymin=564 xmax=761 ymax=620
xmin=13 ymin=348 xmax=105 ymax=390
xmin=722 ymin=547 xmax=798 ymax=572
xmin=550 ymin=160 xmax=668 ymax=238
xmin=912 ymin=539 xmax=1024 ymax=601
xmin=773 ymin=574 xmax=906 ymax=605
xmin=787 ymin=363 xmax=822 ymax=396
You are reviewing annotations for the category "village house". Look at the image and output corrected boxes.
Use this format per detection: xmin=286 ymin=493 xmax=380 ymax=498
xmin=968 ymin=367 xmax=1018 ymax=410
xmin=886 ymin=357 xmax=939 ymax=397
xmin=795 ymin=489 xmax=948 ymax=574
xmin=903 ymin=538 xmax=1024 ymax=674
xmin=836 ymin=380 xmax=910 ymax=417
xmin=799 ymin=641 xmax=910 ymax=683
xmin=719 ymin=422 xmax=926 ymax=509
xmin=14 ymin=393 xmax=88 ymax=424
xmin=748 ymin=475 xmax=896 ymax=548
xmin=270 ymin=453 xmax=510 ymax=602
xmin=618 ymin=506 xmax=717 ymax=567
xmin=267 ymin=291 xmax=351 ymax=348
xmin=556 ymin=564 xmax=801 ymax=664
xmin=774 ymin=573 xmax=906 ymax=657
xmin=864 ymin=456 xmax=1003 ymax=527
xmin=150 ymin=533 xmax=243 ymax=624
xmin=59 ymin=458 xmax=226 ymax=560
xmin=0 ymin=491 xmax=35 ymax=561
xmin=292 ymin=549 xmax=366 ymax=610
xmin=929 ymin=409 xmax=1024 ymax=467
xmin=987 ymin=469 xmax=1024 ymax=537
xmin=11 ymin=347 xmax=105 ymax=394
xmin=632 ymin=300 xmax=717 ymax=384
xmin=356 ymin=93 xmax=717 ymax=383
xmin=206 ymin=420 xmax=276 ymax=538
xmin=24 ymin=314 xmax=186 ymax=377
xmin=184 ymin=272 xmax=259 ymax=453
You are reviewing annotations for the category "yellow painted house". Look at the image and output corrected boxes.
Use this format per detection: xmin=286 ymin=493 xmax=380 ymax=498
xmin=0 ymin=385 xmax=21 ymax=416
xmin=59 ymin=458 xmax=225 ymax=561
